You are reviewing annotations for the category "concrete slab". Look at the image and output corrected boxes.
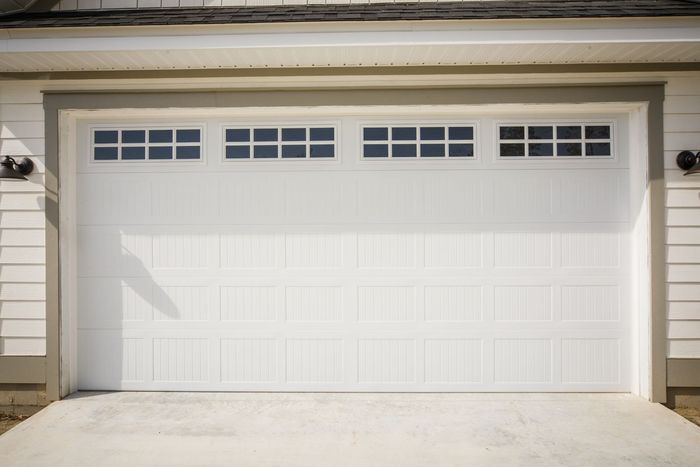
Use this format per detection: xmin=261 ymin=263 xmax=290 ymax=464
xmin=0 ymin=393 xmax=699 ymax=467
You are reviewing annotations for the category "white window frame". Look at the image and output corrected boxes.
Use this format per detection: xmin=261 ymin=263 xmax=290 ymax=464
xmin=495 ymin=120 xmax=616 ymax=159
xmin=89 ymin=123 xmax=206 ymax=165
xmin=221 ymin=122 xmax=340 ymax=162
xmin=359 ymin=121 xmax=479 ymax=161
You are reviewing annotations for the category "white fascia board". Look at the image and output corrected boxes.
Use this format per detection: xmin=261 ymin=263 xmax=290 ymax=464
xmin=1 ymin=18 xmax=700 ymax=54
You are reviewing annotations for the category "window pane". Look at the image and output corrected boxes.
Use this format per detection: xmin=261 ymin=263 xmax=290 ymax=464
xmin=310 ymin=144 xmax=335 ymax=158
xmin=500 ymin=143 xmax=525 ymax=157
xmin=121 ymin=146 xmax=145 ymax=160
xmin=557 ymin=143 xmax=582 ymax=156
xmin=282 ymin=128 xmax=306 ymax=142
xmin=420 ymin=143 xmax=445 ymax=157
xmin=176 ymin=146 xmax=200 ymax=160
xmin=585 ymin=142 xmax=611 ymax=156
xmin=556 ymin=126 xmax=581 ymax=139
xmin=499 ymin=126 xmax=525 ymax=140
xmin=226 ymin=145 xmax=249 ymax=159
xmin=122 ymin=130 xmax=145 ymax=144
xmin=94 ymin=146 xmax=118 ymax=160
xmin=392 ymin=127 xmax=417 ymax=141
xmin=528 ymin=143 xmax=553 ymax=157
xmin=149 ymin=146 xmax=172 ymax=159
xmin=364 ymin=144 xmax=388 ymax=157
xmin=176 ymin=129 xmax=200 ymax=143
xmin=310 ymin=127 xmax=334 ymax=141
xmin=392 ymin=144 xmax=417 ymax=157
xmin=149 ymin=129 xmax=172 ymax=143
xmin=254 ymin=128 xmax=278 ymax=142
xmin=254 ymin=145 xmax=278 ymax=158
xmin=364 ymin=127 xmax=388 ymax=141
xmin=585 ymin=125 xmax=611 ymax=139
xmin=281 ymin=144 xmax=306 ymax=158
xmin=448 ymin=127 xmax=473 ymax=140
xmin=94 ymin=130 xmax=118 ymax=144
xmin=448 ymin=144 xmax=473 ymax=157
xmin=226 ymin=129 xmax=249 ymax=142
xmin=528 ymin=126 xmax=553 ymax=140
xmin=420 ymin=127 xmax=445 ymax=141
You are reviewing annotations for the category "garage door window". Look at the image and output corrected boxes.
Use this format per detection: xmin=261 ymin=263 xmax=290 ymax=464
xmin=92 ymin=127 xmax=202 ymax=161
xmin=224 ymin=126 xmax=337 ymax=160
xmin=498 ymin=123 xmax=613 ymax=158
xmin=362 ymin=124 xmax=475 ymax=159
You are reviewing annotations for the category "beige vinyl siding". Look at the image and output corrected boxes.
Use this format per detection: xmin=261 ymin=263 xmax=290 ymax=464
xmin=0 ymin=85 xmax=46 ymax=356
xmin=665 ymin=75 xmax=700 ymax=358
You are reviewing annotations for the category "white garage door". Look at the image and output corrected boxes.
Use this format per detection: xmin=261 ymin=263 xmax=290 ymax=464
xmin=76 ymin=109 xmax=631 ymax=392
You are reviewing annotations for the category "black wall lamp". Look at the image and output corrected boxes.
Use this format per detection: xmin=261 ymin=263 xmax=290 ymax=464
xmin=677 ymin=151 xmax=700 ymax=176
xmin=0 ymin=156 xmax=34 ymax=180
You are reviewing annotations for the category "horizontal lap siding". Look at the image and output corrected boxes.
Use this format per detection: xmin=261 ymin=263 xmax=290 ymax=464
xmin=665 ymin=75 xmax=700 ymax=358
xmin=0 ymin=85 xmax=46 ymax=356
xmin=52 ymin=0 xmax=491 ymax=9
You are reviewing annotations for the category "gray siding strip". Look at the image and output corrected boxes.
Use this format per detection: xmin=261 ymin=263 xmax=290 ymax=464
xmin=0 ymin=356 xmax=46 ymax=384
xmin=667 ymin=359 xmax=700 ymax=387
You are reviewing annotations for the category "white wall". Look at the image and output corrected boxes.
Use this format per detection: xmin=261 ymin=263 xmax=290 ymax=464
xmin=52 ymin=0 xmax=509 ymax=9
xmin=0 ymin=73 xmax=699 ymax=361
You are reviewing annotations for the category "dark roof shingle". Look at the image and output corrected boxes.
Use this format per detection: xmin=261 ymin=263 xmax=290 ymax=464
xmin=1 ymin=1 xmax=700 ymax=29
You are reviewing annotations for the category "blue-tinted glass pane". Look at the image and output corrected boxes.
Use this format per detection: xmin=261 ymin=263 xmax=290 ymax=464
xmin=310 ymin=128 xmax=334 ymax=141
xmin=94 ymin=146 xmax=118 ymax=160
xmin=364 ymin=127 xmax=388 ymax=141
xmin=529 ymin=143 xmax=553 ymax=157
xmin=585 ymin=125 xmax=610 ymax=139
xmin=226 ymin=129 xmax=249 ymax=142
xmin=121 ymin=146 xmax=145 ymax=160
xmin=310 ymin=144 xmax=334 ymax=158
xmin=528 ymin=126 xmax=553 ymax=140
xmin=282 ymin=145 xmax=306 ymax=158
xmin=420 ymin=127 xmax=445 ymax=141
xmin=392 ymin=127 xmax=416 ymax=141
xmin=585 ymin=142 xmax=611 ymax=156
xmin=282 ymin=128 xmax=306 ymax=142
xmin=254 ymin=145 xmax=278 ymax=158
xmin=176 ymin=146 xmax=200 ymax=159
xmin=122 ymin=130 xmax=145 ymax=144
xmin=392 ymin=144 xmax=416 ymax=157
xmin=557 ymin=143 xmax=582 ymax=156
xmin=94 ymin=130 xmax=118 ymax=144
xmin=149 ymin=146 xmax=172 ymax=159
xmin=500 ymin=126 xmax=525 ymax=140
xmin=364 ymin=144 xmax=388 ymax=158
xmin=421 ymin=143 xmax=445 ymax=157
xmin=448 ymin=144 xmax=473 ymax=157
xmin=149 ymin=130 xmax=172 ymax=143
xmin=557 ymin=126 xmax=581 ymax=139
xmin=176 ymin=129 xmax=200 ymax=143
xmin=226 ymin=145 xmax=249 ymax=159
xmin=500 ymin=143 xmax=525 ymax=157
xmin=448 ymin=127 xmax=473 ymax=140
xmin=254 ymin=128 xmax=277 ymax=142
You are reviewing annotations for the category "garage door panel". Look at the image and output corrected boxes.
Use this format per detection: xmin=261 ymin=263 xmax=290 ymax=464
xmin=76 ymin=113 xmax=631 ymax=392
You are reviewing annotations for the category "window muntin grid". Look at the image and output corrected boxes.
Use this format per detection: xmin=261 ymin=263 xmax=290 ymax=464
xmin=497 ymin=123 xmax=613 ymax=158
xmin=361 ymin=125 xmax=475 ymax=159
xmin=223 ymin=126 xmax=337 ymax=160
xmin=92 ymin=127 xmax=202 ymax=162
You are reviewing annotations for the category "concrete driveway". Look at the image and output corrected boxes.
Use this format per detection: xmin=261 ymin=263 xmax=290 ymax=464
xmin=1 ymin=392 xmax=699 ymax=467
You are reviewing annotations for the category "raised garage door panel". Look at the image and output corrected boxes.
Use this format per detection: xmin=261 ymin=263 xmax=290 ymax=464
xmin=76 ymin=114 xmax=631 ymax=391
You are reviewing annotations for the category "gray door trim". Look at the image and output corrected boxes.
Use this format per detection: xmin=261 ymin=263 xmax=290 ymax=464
xmin=43 ymin=83 xmax=666 ymax=401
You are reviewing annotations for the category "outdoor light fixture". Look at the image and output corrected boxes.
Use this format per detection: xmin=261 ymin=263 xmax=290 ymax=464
xmin=0 ymin=156 xmax=34 ymax=180
xmin=676 ymin=151 xmax=700 ymax=176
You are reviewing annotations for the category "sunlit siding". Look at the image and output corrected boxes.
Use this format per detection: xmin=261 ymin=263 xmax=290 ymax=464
xmin=665 ymin=76 xmax=700 ymax=358
xmin=0 ymin=85 xmax=46 ymax=356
